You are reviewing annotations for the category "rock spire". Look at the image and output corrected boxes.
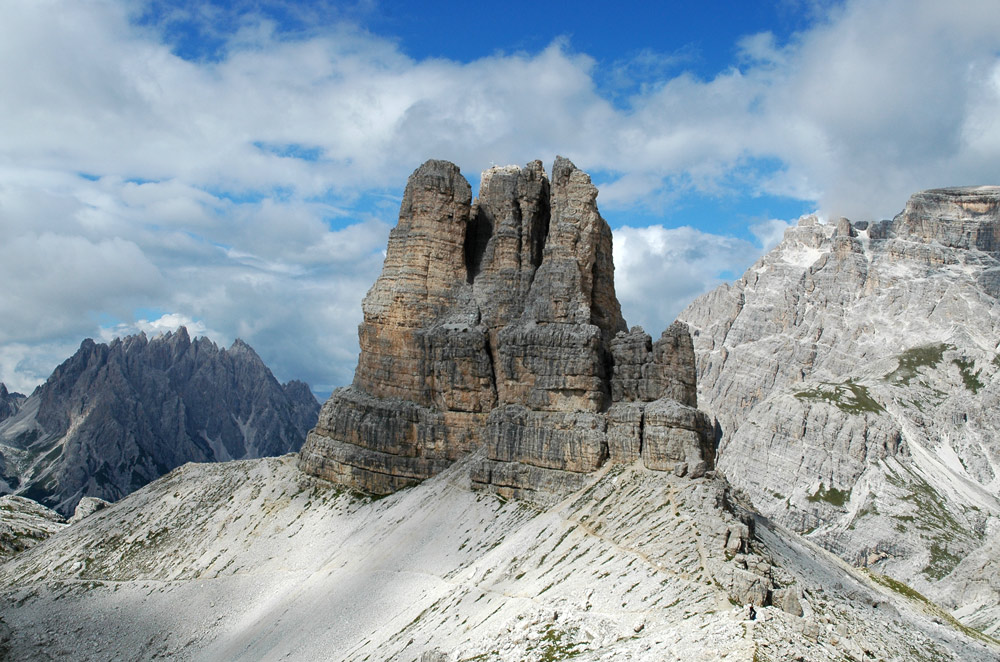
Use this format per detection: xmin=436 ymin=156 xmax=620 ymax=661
xmin=299 ymin=157 xmax=713 ymax=501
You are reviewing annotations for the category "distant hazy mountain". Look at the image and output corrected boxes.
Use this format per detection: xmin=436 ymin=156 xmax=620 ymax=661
xmin=0 ymin=327 xmax=319 ymax=515
xmin=0 ymin=383 xmax=25 ymax=424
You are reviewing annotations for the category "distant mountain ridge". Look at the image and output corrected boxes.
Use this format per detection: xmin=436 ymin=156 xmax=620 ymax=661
xmin=0 ymin=327 xmax=319 ymax=515
xmin=0 ymin=383 xmax=25 ymax=424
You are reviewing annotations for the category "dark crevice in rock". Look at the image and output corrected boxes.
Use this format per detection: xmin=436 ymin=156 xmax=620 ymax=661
xmin=529 ymin=193 xmax=550 ymax=270
xmin=464 ymin=207 xmax=493 ymax=284
xmin=598 ymin=345 xmax=615 ymax=412
xmin=597 ymin=439 xmax=610 ymax=468
xmin=637 ymin=409 xmax=645 ymax=456
xmin=482 ymin=329 xmax=498 ymax=408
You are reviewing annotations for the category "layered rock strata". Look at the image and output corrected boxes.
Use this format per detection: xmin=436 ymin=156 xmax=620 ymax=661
xmin=299 ymin=158 xmax=713 ymax=499
xmin=680 ymin=185 xmax=1000 ymax=631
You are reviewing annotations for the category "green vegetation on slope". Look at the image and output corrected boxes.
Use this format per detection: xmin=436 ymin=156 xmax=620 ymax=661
xmin=885 ymin=469 xmax=969 ymax=580
xmin=952 ymin=357 xmax=984 ymax=393
xmin=884 ymin=343 xmax=952 ymax=386
xmin=794 ymin=381 xmax=885 ymax=414
xmin=806 ymin=483 xmax=851 ymax=508
xmin=865 ymin=570 xmax=1000 ymax=646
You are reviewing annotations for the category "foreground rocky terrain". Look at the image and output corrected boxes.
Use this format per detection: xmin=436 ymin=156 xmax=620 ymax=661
xmin=0 ymin=329 xmax=319 ymax=515
xmin=2 ymin=454 xmax=996 ymax=661
xmin=681 ymin=186 xmax=1000 ymax=634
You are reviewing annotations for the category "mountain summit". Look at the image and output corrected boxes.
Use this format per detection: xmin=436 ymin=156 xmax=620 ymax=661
xmin=0 ymin=328 xmax=319 ymax=515
xmin=299 ymin=158 xmax=713 ymax=502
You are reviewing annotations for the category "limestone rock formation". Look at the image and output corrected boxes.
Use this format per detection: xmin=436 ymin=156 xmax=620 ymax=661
xmin=0 ymin=495 xmax=65 ymax=559
xmin=2 ymin=453 xmax=997 ymax=661
xmin=0 ymin=328 xmax=320 ymax=515
xmin=680 ymin=185 xmax=1000 ymax=633
xmin=300 ymin=158 xmax=712 ymax=500
xmin=68 ymin=496 xmax=110 ymax=524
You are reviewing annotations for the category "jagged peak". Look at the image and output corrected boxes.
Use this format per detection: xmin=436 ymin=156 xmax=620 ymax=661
xmin=166 ymin=325 xmax=191 ymax=345
xmin=227 ymin=337 xmax=263 ymax=363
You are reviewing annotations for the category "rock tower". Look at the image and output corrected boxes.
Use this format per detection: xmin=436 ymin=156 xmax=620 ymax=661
xmin=299 ymin=157 xmax=713 ymax=501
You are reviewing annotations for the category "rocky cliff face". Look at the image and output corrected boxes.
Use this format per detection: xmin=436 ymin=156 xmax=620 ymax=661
xmin=299 ymin=158 xmax=712 ymax=501
xmin=680 ymin=186 xmax=1000 ymax=633
xmin=0 ymin=328 xmax=320 ymax=515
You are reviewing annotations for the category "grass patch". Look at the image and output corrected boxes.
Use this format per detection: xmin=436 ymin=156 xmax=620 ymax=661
xmin=926 ymin=542 xmax=962 ymax=580
xmin=886 ymin=470 xmax=967 ymax=579
xmin=867 ymin=570 xmax=930 ymax=603
xmin=952 ymin=357 xmax=984 ymax=394
xmin=806 ymin=483 xmax=850 ymax=508
xmin=849 ymin=498 xmax=878 ymax=529
xmin=535 ymin=624 xmax=583 ymax=661
xmin=865 ymin=570 xmax=1000 ymax=647
xmin=885 ymin=343 xmax=952 ymax=386
xmin=794 ymin=381 xmax=885 ymax=415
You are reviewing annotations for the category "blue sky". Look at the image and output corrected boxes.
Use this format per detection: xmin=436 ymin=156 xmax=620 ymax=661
xmin=1 ymin=0 xmax=999 ymax=398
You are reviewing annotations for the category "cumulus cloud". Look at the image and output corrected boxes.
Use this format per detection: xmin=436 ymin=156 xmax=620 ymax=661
xmin=0 ymin=232 xmax=164 ymax=343
xmin=613 ymin=225 xmax=763 ymax=336
xmin=749 ymin=218 xmax=794 ymax=252
xmin=1 ymin=0 xmax=999 ymax=395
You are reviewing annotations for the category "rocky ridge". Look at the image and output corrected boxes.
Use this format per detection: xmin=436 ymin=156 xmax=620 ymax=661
xmin=680 ymin=186 xmax=1000 ymax=633
xmin=0 ymin=495 xmax=65 ymax=560
xmin=0 ymin=383 xmax=25 ymax=424
xmin=300 ymin=158 xmax=712 ymax=502
xmin=2 ymin=174 xmax=998 ymax=660
xmin=0 ymin=328 xmax=320 ymax=515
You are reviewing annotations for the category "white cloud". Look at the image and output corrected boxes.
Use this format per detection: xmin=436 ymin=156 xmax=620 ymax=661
xmin=2 ymin=0 xmax=1000 ymax=396
xmin=0 ymin=340 xmax=82 ymax=395
xmin=613 ymin=225 xmax=762 ymax=337
xmin=0 ymin=232 xmax=164 ymax=343
xmin=749 ymin=218 xmax=794 ymax=252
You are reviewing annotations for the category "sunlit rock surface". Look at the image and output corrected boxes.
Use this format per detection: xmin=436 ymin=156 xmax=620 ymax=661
xmin=681 ymin=186 xmax=1000 ymax=634
xmin=300 ymin=158 xmax=711 ymax=502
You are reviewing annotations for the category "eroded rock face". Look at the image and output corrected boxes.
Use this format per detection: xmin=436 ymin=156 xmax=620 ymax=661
xmin=0 ymin=329 xmax=320 ymax=515
xmin=679 ymin=185 xmax=1000 ymax=631
xmin=0 ymin=495 xmax=66 ymax=559
xmin=299 ymin=158 xmax=712 ymax=500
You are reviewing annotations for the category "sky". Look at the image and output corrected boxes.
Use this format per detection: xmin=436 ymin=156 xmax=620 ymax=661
xmin=2 ymin=0 xmax=1000 ymax=399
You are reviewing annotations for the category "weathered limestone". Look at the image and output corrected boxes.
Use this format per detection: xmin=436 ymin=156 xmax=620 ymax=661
xmin=610 ymin=323 xmax=698 ymax=406
xmin=679 ymin=185 xmax=1000 ymax=630
xmin=299 ymin=157 xmax=714 ymax=500
xmin=893 ymin=186 xmax=1000 ymax=251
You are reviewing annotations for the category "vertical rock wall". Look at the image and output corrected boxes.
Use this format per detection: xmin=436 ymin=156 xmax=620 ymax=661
xmin=298 ymin=157 xmax=713 ymax=500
